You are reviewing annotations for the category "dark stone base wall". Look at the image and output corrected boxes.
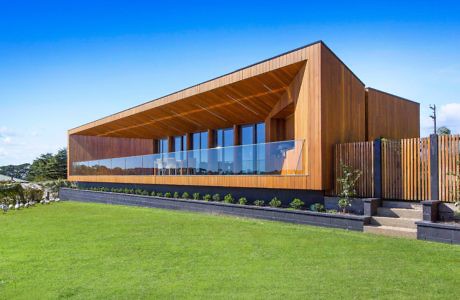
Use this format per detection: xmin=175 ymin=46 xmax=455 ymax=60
xmin=416 ymin=221 xmax=460 ymax=244
xmin=60 ymin=188 xmax=369 ymax=231
xmin=76 ymin=181 xmax=324 ymax=207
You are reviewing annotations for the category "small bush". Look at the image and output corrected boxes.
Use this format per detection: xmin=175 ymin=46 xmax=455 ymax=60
xmin=338 ymin=198 xmax=351 ymax=213
xmin=141 ymin=190 xmax=149 ymax=196
xmin=173 ymin=192 xmax=180 ymax=198
xmin=128 ymin=189 xmax=135 ymax=194
xmin=135 ymin=189 xmax=143 ymax=195
xmin=24 ymin=187 xmax=44 ymax=202
xmin=193 ymin=192 xmax=200 ymax=200
xmin=203 ymin=194 xmax=212 ymax=201
xmin=289 ymin=198 xmax=304 ymax=210
xmin=253 ymin=199 xmax=264 ymax=206
xmin=150 ymin=191 xmax=156 ymax=196
xmin=164 ymin=192 xmax=172 ymax=198
xmin=182 ymin=192 xmax=190 ymax=199
xmin=269 ymin=197 xmax=281 ymax=208
xmin=310 ymin=203 xmax=325 ymax=212
xmin=123 ymin=188 xmax=130 ymax=194
xmin=326 ymin=209 xmax=338 ymax=214
xmin=238 ymin=197 xmax=247 ymax=205
xmin=110 ymin=188 xmax=116 ymax=193
xmin=223 ymin=193 xmax=234 ymax=203
xmin=156 ymin=192 xmax=163 ymax=197
xmin=212 ymin=193 xmax=220 ymax=202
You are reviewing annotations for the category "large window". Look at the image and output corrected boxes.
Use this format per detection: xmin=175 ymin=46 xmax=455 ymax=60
xmin=216 ymin=127 xmax=234 ymax=174
xmin=191 ymin=131 xmax=208 ymax=174
xmin=240 ymin=122 xmax=265 ymax=174
xmin=158 ymin=138 xmax=168 ymax=154
xmin=174 ymin=135 xmax=187 ymax=161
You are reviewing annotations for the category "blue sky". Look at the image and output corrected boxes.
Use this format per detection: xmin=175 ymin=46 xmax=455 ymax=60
xmin=0 ymin=0 xmax=459 ymax=165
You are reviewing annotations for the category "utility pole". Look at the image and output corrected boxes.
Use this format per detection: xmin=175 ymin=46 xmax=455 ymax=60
xmin=429 ymin=104 xmax=437 ymax=134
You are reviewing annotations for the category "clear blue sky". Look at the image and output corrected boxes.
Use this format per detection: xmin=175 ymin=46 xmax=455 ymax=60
xmin=1 ymin=0 xmax=459 ymax=165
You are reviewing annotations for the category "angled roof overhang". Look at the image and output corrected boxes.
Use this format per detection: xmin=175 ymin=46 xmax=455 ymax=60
xmin=69 ymin=43 xmax=316 ymax=139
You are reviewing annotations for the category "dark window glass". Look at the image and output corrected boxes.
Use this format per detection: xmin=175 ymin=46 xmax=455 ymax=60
xmin=200 ymin=131 xmax=208 ymax=149
xmin=256 ymin=123 xmax=265 ymax=144
xmin=241 ymin=124 xmax=255 ymax=145
xmin=159 ymin=138 xmax=168 ymax=153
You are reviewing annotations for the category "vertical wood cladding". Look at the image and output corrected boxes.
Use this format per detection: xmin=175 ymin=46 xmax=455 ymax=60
xmin=320 ymin=44 xmax=367 ymax=191
xmin=69 ymin=135 xmax=154 ymax=163
xmin=366 ymin=88 xmax=420 ymax=140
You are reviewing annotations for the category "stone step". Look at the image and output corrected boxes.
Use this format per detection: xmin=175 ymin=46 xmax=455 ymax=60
xmin=364 ymin=225 xmax=417 ymax=239
xmin=377 ymin=207 xmax=422 ymax=219
xmin=370 ymin=216 xmax=417 ymax=229
xmin=381 ymin=201 xmax=422 ymax=210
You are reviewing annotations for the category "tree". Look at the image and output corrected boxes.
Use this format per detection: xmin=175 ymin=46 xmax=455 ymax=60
xmin=437 ymin=126 xmax=451 ymax=135
xmin=0 ymin=163 xmax=30 ymax=180
xmin=27 ymin=148 xmax=67 ymax=181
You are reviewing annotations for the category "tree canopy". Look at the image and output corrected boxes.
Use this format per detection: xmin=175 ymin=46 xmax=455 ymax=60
xmin=0 ymin=148 xmax=67 ymax=182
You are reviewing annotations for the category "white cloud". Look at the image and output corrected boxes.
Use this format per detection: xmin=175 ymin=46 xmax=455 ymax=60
xmin=0 ymin=147 xmax=7 ymax=157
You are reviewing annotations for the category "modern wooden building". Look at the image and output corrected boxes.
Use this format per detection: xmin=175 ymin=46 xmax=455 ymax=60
xmin=68 ymin=41 xmax=420 ymax=201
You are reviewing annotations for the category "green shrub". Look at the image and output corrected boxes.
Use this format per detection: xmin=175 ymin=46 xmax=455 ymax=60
xmin=310 ymin=203 xmax=325 ymax=212
xmin=182 ymin=192 xmax=190 ymax=199
xmin=156 ymin=192 xmax=163 ymax=197
xmin=203 ymin=194 xmax=212 ymax=201
xmin=269 ymin=197 xmax=281 ymax=208
xmin=128 ymin=189 xmax=135 ymax=194
xmin=338 ymin=198 xmax=351 ymax=213
xmin=141 ymin=190 xmax=149 ymax=196
xmin=193 ymin=192 xmax=200 ymax=200
xmin=238 ymin=197 xmax=247 ymax=205
xmin=326 ymin=209 xmax=338 ymax=214
xmin=150 ymin=191 xmax=156 ymax=196
xmin=173 ymin=192 xmax=180 ymax=198
xmin=289 ymin=198 xmax=304 ymax=210
xmin=164 ymin=192 xmax=172 ymax=198
xmin=135 ymin=189 xmax=143 ymax=195
xmin=223 ymin=193 xmax=234 ymax=203
xmin=23 ymin=187 xmax=44 ymax=202
xmin=123 ymin=188 xmax=130 ymax=194
xmin=337 ymin=161 xmax=362 ymax=213
xmin=253 ymin=199 xmax=264 ymax=206
xmin=212 ymin=193 xmax=220 ymax=202
xmin=110 ymin=188 xmax=116 ymax=193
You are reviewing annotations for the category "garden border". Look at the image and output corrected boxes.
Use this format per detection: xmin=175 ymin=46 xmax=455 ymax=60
xmin=59 ymin=188 xmax=370 ymax=231
xmin=416 ymin=221 xmax=460 ymax=244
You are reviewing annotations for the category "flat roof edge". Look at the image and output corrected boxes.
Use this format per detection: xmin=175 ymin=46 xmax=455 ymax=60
xmin=366 ymin=87 xmax=419 ymax=105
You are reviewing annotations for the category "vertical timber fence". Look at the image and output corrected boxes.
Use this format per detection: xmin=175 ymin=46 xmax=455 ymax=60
xmin=333 ymin=134 xmax=459 ymax=202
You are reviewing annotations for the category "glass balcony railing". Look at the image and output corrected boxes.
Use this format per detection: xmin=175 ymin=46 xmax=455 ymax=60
xmin=71 ymin=139 xmax=304 ymax=176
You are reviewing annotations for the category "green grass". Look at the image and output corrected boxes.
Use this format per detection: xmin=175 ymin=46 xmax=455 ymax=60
xmin=0 ymin=202 xmax=459 ymax=299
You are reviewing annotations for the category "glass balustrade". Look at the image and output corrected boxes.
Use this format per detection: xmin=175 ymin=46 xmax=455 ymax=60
xmin=71 ymin=139 xmax=305 ymax=176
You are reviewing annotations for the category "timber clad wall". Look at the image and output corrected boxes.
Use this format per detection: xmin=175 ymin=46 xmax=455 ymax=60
xmin=320 ymin=45 xmax=366 ymax=190
xmin=68 ymin=41 xmax=421 ymax=193
xmin=366 ymin=88 xmax=420 ymax=141
xmin=69 ymin=135 xmax=154 ymax=163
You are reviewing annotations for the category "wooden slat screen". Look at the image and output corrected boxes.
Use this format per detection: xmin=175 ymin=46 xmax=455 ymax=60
xmin=439 ymin=135 xmax=460 ymax=202
xmin=380 ymin=138 xmax=431 ymax=200
xmin=333 ymin=142 xmax=374 ymax=197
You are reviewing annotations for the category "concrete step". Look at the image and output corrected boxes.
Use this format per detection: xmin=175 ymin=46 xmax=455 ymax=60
xmin=364 ymin=225 xmax=417 ymax=239
xmin=370 ymin=216 xmax=417 ymax=229
xmin=381 ymin=201 xmax=422 ymax=210
xmin=377 ymin=207 xmax=422 ymax=219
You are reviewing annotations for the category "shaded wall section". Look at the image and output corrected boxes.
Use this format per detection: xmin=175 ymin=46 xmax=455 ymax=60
xmin=68 ymin=135 xmax=155 ymax=175
xmin=366 ymin=88 xmax=420 ymax=140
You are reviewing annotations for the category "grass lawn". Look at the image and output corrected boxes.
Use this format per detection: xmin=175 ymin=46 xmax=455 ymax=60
xmin=0 ymin=202 xmax=458 ymax=299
